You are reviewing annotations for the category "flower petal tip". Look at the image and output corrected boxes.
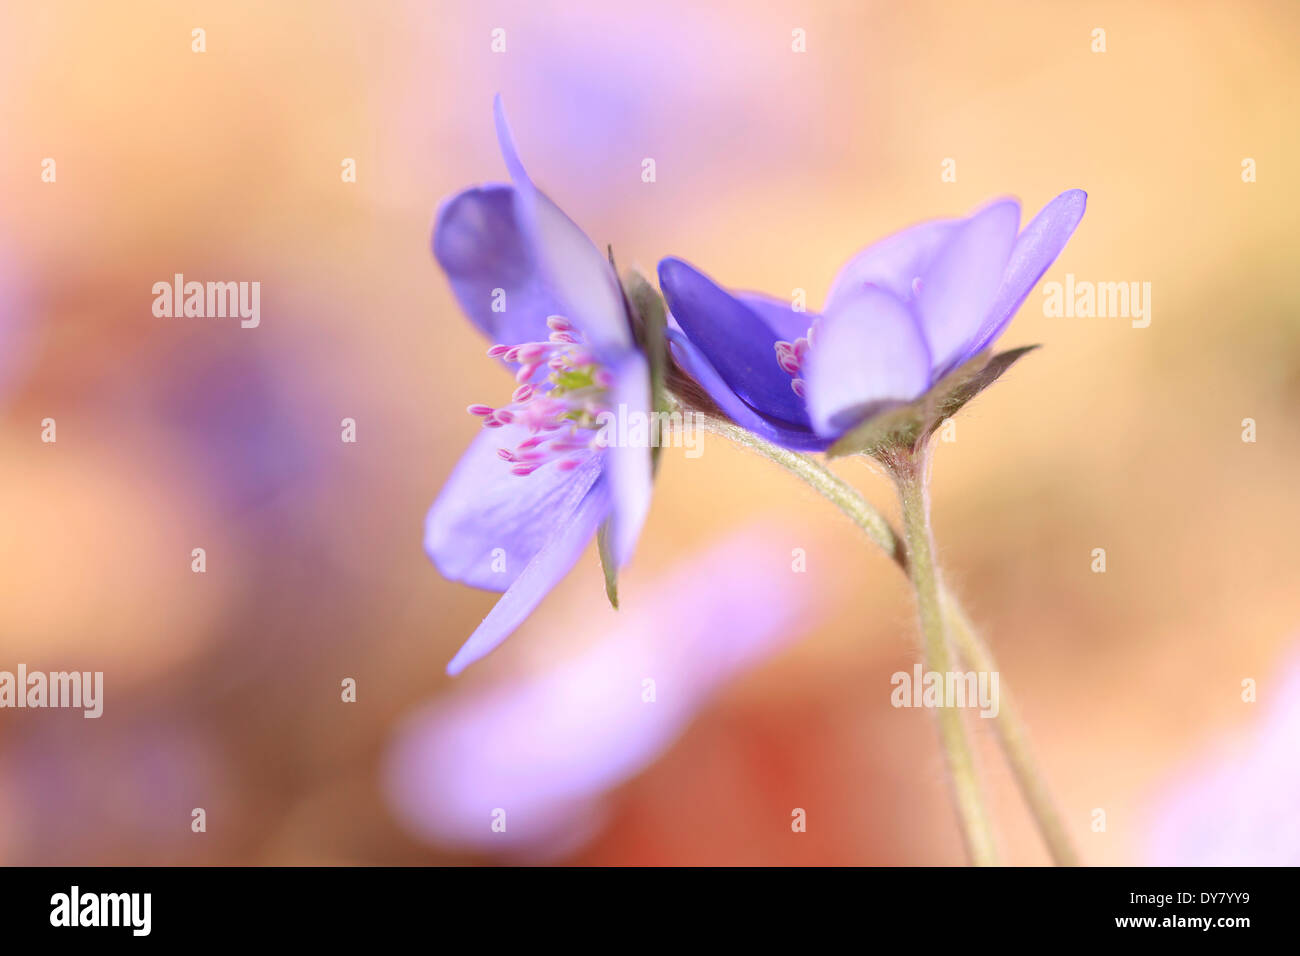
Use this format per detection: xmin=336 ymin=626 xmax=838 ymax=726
xmin=492 ymin=95 xmax=529 ymax=186
xmin=1049 ymin=188 xmax=1088 ymax=223
xmin=655 ymin=256 xmax=694 ymax=294
xmin=975 ymin=197 xmax=1023 ymax=233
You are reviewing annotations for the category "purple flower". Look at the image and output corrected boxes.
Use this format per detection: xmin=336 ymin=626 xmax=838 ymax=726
xmin=658 ymin=190 xmax=1087 ymax=450
xmin=386 ymin=524 xmax=821 ymax=859
xmin=425 ymin=97 xmax=652 ymax=675
xmin=0 ymin=236 xmax=35 ymax=399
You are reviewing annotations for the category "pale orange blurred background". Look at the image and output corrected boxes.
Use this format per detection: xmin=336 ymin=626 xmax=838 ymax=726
xmin=0 ymin=0 xmax=1297 ymax=864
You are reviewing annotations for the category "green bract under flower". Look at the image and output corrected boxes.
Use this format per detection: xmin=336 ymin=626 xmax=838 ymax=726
xmin=827 ymin=345 xmax=1040 ymax=460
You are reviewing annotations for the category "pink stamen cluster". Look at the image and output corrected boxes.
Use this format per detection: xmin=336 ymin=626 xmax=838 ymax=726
xmin=773 ymin=320 xmax=819 ymax=398
xmin=467 ymin=316 xmax=612 ymax=476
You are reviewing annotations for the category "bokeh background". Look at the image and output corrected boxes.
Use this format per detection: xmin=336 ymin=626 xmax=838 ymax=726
xmin=1 ymin=0 xmax=1297 ymax=865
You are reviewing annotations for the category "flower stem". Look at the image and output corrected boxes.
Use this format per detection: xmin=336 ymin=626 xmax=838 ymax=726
xmin=695 ymin=412 xmax=1077 ymax=865
xmin=939 ymin=594 xmax=1079 ymax=866
xmin=694 ymin=415 xmax=906 ymax=566
xmin=890 ymin=446 xmax=999 ymax=865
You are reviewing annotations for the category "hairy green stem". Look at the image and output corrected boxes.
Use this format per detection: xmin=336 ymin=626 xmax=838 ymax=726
xmin=695 ymin=415 xmax=906 ymax=567
xmin=941 ymin=595 xmax=1079 ymax=866
xmin=892 ymin=448 xmax=999 ymax=865
xmin=695 ymin=412 xmax=1077 ymax=866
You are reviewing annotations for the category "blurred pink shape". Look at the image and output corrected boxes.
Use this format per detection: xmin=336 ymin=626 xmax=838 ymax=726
xmin=384 ymin=524 xmax=821 ymax=858
xmin=0 ymin=238 xmax=35 ymax=397
xmin=1145 ymin=647 xmax=1300 ymax=865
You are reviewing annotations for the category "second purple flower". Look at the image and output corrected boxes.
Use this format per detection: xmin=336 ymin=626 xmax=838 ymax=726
xmin=425 ymin=97 xmax=652 ymax=675
xmin=658 ymin=190 xmax=1087 ymax=451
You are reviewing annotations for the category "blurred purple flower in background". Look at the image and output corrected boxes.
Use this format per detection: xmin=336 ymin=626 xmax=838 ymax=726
xmin=1145 ymin=648 xmax=1300 ymax=865
xmin=0 ymin=238 xmax=35 ymax=399
xmin=151 ymin=347 xmax=325 ymax=515
xmin=425 ymin=97 xmax=652 ymax=675
xmin=386 ymin=525 xmax=820 ymax=859
xmin=1 ymin=715 xmax=224 ymax=864
xmin=658 ymin=190 xmax=1086 ymax=450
